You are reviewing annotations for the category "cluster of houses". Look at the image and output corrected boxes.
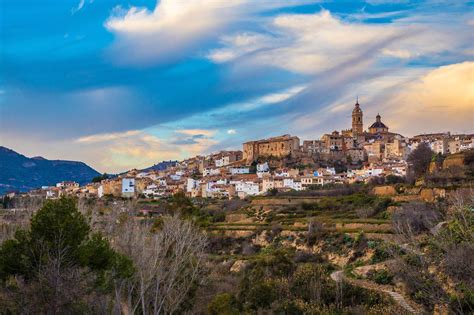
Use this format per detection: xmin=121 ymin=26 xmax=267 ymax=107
xmin=12 ymin=101 xmax=473 ymax=201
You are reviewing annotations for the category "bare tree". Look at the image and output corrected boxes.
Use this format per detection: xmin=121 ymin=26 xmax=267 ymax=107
xmin=390 ymin=192 xmax=474 ymax=313
xmin=112 ymin=215 xmax=207 ymax=314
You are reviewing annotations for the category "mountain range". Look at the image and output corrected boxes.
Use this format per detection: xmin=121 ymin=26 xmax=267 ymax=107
xmin=0 ymin=146 xmax=100 ymax=194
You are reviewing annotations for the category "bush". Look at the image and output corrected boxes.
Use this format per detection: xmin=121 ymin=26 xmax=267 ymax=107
xmin=392 ymin=202 xmax=442 ymax=235
xmin=368 ymin=269 xmax=393 ymax=285
xmin=301 ymin=202 xmax=318 ymax=211
xmin=208 ymin=293 xmax=239 ymax=315
xmin=385 ymin=175 xmax=405 ymax=184
xmin=246 ymin=281 xmax=278 ymax=310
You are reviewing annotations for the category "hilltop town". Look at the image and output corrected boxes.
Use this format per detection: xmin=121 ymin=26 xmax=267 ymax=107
xmin=11 ymin=100 xmax=473 ymax=201
xmin=2 ymin=100 xmax=473 ymax=315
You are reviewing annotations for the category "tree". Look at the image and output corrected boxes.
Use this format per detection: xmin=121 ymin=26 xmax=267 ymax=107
xmin=92 ymin=173 xmax=110 ymax=183
xmin=0 ymin=197 xmax=131 ymax=313
xmin=407 ymin=143 xmax=434 ymax=180
xmin=111 ymin=215 xmax=207 ymax=314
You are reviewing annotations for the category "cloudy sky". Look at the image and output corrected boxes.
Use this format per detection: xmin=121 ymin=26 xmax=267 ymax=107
xmin=1 ymin=0 xmax=473 ymax=173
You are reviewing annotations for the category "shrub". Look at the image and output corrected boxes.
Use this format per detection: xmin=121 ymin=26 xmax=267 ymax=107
xmin=301 ymin=202 xmax=318 ymax=211
xmin=307 ymin=221 xmax=325 ymax=246
xmin=246 ymin=281 xmax=278 ymax=310
xmin=392 ymin=202 xmax=442 ymax=236
xmin=368 ymin=269 xmax=393 ymax=285
xmin=208 ymin=293 xmax=239 ymax=315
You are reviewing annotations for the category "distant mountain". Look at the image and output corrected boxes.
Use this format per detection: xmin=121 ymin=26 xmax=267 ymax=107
xmin=0 ymin=146 xmax=100 ymax=194
xmin=141 ymin=160 xmax=178 ymax=172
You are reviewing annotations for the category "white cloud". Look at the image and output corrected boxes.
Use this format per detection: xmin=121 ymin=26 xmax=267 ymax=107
xmin=175 ymin=129 xmax=216 ymax=137
xmin=71 ymin=0 xmax=85 ymax=15
xmin=207 ymin=33 xmax=272 ymax=63
xmin=227 ymin=129 xmax=237 ymax=134
xmin=382 ymin=48 xmax=412 ymax=59
xmin=207 ymin=9 xmax=469 ymax=75
xmin=71 ymin=128 xmax=220 ymax=172
xmin=105 ymin=0 xmax=250 ymax=65
xmin=366 ymin=0 xmax=409 ymax=5
xmin=76 ymin=130 xmax=141 ymax=143
xmin=105 ymin=0 xmax=316 ymax=65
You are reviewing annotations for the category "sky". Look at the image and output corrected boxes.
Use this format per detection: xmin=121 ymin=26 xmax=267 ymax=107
xmin=1 ymin=0 xmax=473 ymax=173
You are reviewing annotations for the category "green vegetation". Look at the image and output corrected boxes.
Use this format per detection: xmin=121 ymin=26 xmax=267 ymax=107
xmin=91 ymin=173 xmax=111 ymax=183
xmin=1 ymin=178 xmax=472 ymax=314
xmin=0 ymin=198 xmax=132 ymax=313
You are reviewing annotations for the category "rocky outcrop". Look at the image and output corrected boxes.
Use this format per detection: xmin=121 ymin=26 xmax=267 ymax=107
xmin=372 ymin=185 xmax=397 ymax=196
xmin=442 ymin=152 xmax=466 ymax=169
xmin=230 ymin=260 xmax=250 ymax=273
xmin=420 ymin=188 xmax=446 ymax=202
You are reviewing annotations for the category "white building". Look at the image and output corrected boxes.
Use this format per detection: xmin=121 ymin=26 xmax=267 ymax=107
xmin=122 ymin=178 xmax=135 ymax=198
xmin=256 ymin=162 xmax=270 ymax=178
xmin=257 ymin=162 xmax=269 ymax=172
xmin=56 ymin=181 xmax=79 ymax=189
xmin=234 ymin=181 xmax=260 ymax=197
xmin=215 ymin=156 xmax=231 ymax=167
xmin=230 ymin=167 xmax=250 ymax=175
xmin=282 ymin=178 xmax=303 ymax=191
xmin=203 ymin=168 xmax=221 ymax=176
xmin=431 ymin=139 xmax=449 ymax=154
xmin=169 ymin=174 xmax=182 ymax=181
xmin=186 ymin=178 xmax=200 ymax=192
xmin=98 ymin=185 xmax=104 ymax=198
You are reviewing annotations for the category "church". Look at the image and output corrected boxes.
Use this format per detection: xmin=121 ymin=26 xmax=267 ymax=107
xmin=350 ymin=99 xmax=390 ymax=136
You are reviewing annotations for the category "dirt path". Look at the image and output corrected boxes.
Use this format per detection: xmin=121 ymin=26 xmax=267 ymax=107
xmin=330 ymin=269 xmax=422 ymax=314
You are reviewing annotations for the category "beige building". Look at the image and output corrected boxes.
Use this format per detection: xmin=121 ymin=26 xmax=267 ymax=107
xmin=302 ymin=140 xmax=324 ymax=155
xmin=321 ymin=131 xmax=343 ymax=151
xmin=364 ymin=142 xmax=384 ymax=163
xmin=243 ymin=134 xmax=300 ymax=162
xmin=448 ymin=140 xmax=461 ymax=154
xmin=346 ymin=148 xmax=366 ymax=163
xmin=384 ymin=139 xmax=407 ymax=159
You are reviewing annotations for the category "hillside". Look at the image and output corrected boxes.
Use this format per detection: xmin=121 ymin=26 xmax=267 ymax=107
xmin=0 ymin=146 xmax=100 ymax=194
xmin=141 ymin=160 xmax=178 ymax=172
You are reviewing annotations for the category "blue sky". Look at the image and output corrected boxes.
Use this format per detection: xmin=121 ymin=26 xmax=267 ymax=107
xmin=1 ymin=0 xmax=473 ymax=172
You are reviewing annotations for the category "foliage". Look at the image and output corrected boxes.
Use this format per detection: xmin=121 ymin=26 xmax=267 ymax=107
xmin=91 ymin=173 xmax=110 ymax=183
xmin=407 ymin=142 xmax=434 ymax=180
xmin=389 ymin=193 xmax=474 ymax=312
xmin=0 ymin=197 xmax=131 ymax=313
xmin=367 ymin=269 xmax=393 ymax=285
xmin=392 ymin=201 xmax=442 ymax=236
xmin=208 ymin=293 xmax=240 ymax=315
xmin=385 ymin=174 xmax=405 ymax=184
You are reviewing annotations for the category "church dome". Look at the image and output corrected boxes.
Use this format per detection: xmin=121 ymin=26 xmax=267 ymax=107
xmin=369 ymin=113 xmax=388 ymax=130
xmin=369 ymin=121 xmax=388 ymax=129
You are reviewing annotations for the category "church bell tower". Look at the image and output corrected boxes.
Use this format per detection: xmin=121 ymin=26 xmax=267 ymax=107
xmin=352 ymin=98 xmax=363 ymax=136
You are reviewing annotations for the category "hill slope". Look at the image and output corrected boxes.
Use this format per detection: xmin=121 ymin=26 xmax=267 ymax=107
xmin=0 ymin=146 xmax=100 ymax=194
